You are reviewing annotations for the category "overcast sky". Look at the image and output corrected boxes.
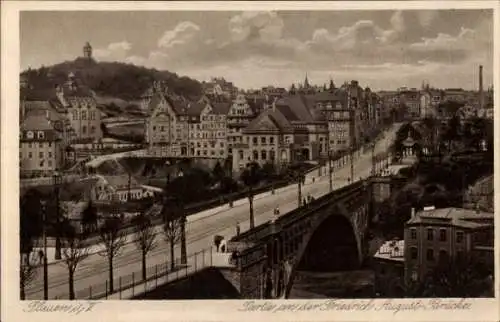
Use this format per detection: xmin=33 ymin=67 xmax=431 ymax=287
xmin=21 ymin=10 xmax=493 ymax=91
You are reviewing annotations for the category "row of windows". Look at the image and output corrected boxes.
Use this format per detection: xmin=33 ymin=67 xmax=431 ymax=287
xmin=21 ymin=151 xmax=54 ymax=159
xmin=196 ymin=149 xmax=225 ymax=157
xmin=409 ymin=247 xmax=454 ymax=262
xmin=81 ymin=126 xmax=97 ymax=135
xmin=190 ymin=132 xmax=225 ymax=139
xmin=201 ymin=115 xmax=225 ymax=122
xmin=196 ymin=142 xmax=224 ymax=149
xmin=410 ymin=228 xmax=464 ymax=243
xmin=24 ymin=131 xmax=46 ymax=140
xmin=72 ymin=110 xmax=98 ymax=121
xmin=251 ymin=150 xmax=276 ymax=161
xmin=25 ymin=142 xmax=53 ymax=148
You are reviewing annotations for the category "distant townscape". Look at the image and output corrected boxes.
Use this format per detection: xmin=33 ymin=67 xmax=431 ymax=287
xmin=20 ymin=42 xmax=494 ymax=301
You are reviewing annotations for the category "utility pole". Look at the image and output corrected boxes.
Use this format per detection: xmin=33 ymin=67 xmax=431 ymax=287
xmin=53 ymin=172 xmax=61 ymax=260
xmin=297 ymin=171 xmax=303 ymax=207
xmin=127 ymin=171 xmax=132 ymax=201
xmin=41 ymin=200 xmax=49 ymax=300
xmin=328 ymin=151 xmax=333 ymax=192
xmin=371 ymin=143 xmax=376 ymax=176
xmin=179 ymin=170 xmax=187 ymax=265
xmin=350 ymin=147 xmax=354 ymax=182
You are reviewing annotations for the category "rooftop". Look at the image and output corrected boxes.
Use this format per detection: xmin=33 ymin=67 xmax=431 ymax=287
xmin=374 ymin=239 xmax=405 ymax=262
xmin=407 ymin=207 xmax=494 ymax=229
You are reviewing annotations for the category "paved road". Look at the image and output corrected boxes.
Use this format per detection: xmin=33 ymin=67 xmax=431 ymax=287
xmin=25 ymin=124 xmax=401 ymax=299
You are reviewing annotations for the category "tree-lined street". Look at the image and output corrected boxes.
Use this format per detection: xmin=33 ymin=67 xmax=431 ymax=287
xmin=25 ymin=123 xmax=401 ymax=299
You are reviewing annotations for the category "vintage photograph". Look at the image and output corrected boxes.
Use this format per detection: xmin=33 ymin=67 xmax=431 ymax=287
xmin=18 ymin=8 xmax=494 ymax=301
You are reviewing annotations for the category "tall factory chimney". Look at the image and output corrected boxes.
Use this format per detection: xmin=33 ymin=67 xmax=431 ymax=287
xmin=479 ymin=65 xmax=484 ymax=109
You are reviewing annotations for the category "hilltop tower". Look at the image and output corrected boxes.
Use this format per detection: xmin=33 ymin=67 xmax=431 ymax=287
xmin=83 ymin=42 xmax=93 ymax=60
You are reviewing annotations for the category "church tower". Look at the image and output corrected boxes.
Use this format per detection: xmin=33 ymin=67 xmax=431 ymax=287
xmin=304 ymin=73 xmax=310 ymax=89
xmin=83 ymin=42 xmax=92 ymax=60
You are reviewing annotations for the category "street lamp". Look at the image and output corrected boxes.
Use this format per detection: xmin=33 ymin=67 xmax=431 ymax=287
xmin=40 ymin=200 xmax=49 ymax=300
xmin=52 ymin=171 xmax=62 ymax=260
xmin=370 ymin=142 xmax=376 ymax=176
xmin=328 ymin=151 xmax=333 ymax=192
xmin=178 ymin=169 xmax=187 ymax=265
xmin=349 ymin=146 xmax=354 ymax=183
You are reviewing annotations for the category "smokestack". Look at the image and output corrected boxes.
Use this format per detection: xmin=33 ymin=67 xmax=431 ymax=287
xmin=479 ymin=65 xmax=484 ymax=109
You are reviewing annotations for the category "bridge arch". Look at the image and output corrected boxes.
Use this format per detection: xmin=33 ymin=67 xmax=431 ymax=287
xmin=283 ymin=206 xmax=362 ymax=298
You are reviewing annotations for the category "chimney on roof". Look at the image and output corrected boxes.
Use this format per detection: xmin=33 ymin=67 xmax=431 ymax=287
xmin=411 ymin=207 xmax=416 ymax=219
xmin=479 ymin=65 xmax=484 ymax=109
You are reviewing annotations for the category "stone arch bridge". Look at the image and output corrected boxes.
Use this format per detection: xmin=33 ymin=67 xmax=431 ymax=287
xmin=225 ymin=176 xmax=405 ymax=299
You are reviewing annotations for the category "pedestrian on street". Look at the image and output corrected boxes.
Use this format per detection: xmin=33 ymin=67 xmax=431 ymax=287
xmin=275 ymin=206 xmax=280 ymax=215
xmin=236 ymin=222 xmax=241 ymax=236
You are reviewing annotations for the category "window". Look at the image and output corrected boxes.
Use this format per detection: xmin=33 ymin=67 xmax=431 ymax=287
xmin=426 ymin=248 xmax=434 ymax=261
xmin=38 ymin=131 xmax=44 ymax=139
xmin=253 ymin=137 xmax=258 ymax=145
xmin=410 ymin=247 xmax=418 ymax=259
xmin=427 ymin=228 xmax=434 ymax=241
xmin=91 ymin=126 xmax=96 ymax=134
xmin=81 ymin=111 xmax=87 ymax=120
xmin=261 ymin=150 xmax=267 ymax=160
xmin=439 ymin=229 xmax=447 ymax=242
xmin=82 ymin=126 xmax=87 ymax=134
xmin=153 ymin=126 xmax=156 ymax=131
xmin=197 ymin=150 xmax=200 ymax=156
xmin=211 ymin=150 xmax=215 ymax=156
xmin=261 ymin=137 xmax=266 ymax=144
xmin=161 ymin=126 xmax=165 ymax=132
xmin=48 ymin=142 xmax=52 ymax=147
xmin=410 ymin=228 xmax=417 ymax=240
xmin=220 ymin=142 xmax=224 ymax=148
xmin=28 ymin=152 xmax=32 ymax=159
xmin=270 ymin=137 xmax=274 ymax=144
xmin=220 ymin=150 xmax=224 ymax=156
xmin=238 ymin=150 xmax=244 ymax=160
xmin=39 ymin=151 xmax=44 ymax=158
xmin=197 ymin=142 xmax=201 ymax=148
xmin=39 ymin=143 xmax=43 ymax=148
xmin=48 ymin=160 xmax=52 ymax=167
xmin=253 ymin=150 xmax=258 ymax=160
xmin=48 ymin=152 xmax=52 ymax=158
xmin=456 ymin=231 xmax=464 ymax=243
xmin=270 ymin=150 xmax=275 ymax=160
xmin=203 ymin=150 xmax=207 ymax=156
xmin=439 ymin=250 xmax=448 ymax=262
xmin=27 ymin=131 xmax=34 ymax=139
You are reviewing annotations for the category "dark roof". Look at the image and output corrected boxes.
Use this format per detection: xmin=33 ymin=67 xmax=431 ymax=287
xmin=21 ymin=87 xmax=58 ymax=101
xmin=244 ymin=108 xmax=293 ymax=133
xmin=185 ymin=102 xmax=205 ymax=116
xmin=275 ymin=105 xmax=299 ymax=121
xmin=211 ymin=102 xmax=231 ymax=115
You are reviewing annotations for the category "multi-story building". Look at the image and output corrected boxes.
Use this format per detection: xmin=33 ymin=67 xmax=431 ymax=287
xmin=55 ymin=72 xmax=102 ymax=142
xmin=202 ymin=77 xmax=237 ymax=99
xmin=464 ymin=175 xmax=494 ymax=212
xmin=143 ymin=81 xmax=191 ymax=157
xmin=404 ymin=207 xmax=494 ymax=284
xmin=227 ymin=94 xmax=258 ymax=159
xmin=20 ymin=113 xmax=64 ymax=176
xmin=419 ymin=91 xmax=433 ymax=118
xmin=398 ymin=89 xmax=421 ymax=118
xmin=235 ymin=106 xmax=298 ymax=170
xmin=192 ymin=100 xmax=230 ymax=159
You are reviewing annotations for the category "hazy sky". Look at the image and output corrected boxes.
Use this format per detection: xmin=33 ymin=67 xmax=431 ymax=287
xmin=21 ymin=10 xmax=493 ymax=91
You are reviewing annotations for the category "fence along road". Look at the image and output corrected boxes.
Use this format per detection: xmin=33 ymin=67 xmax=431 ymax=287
xmin=25 ymin=124 xmax=400 ymax=300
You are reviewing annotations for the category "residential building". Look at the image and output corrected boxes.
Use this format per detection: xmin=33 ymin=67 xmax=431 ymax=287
xmin=404 ymin=207 xmax=494 ymax=284
xmin=143 ymin=81 xmax=192 ymax=157
xmin=192 ymin=100 xmax=231 ymax=159
xmin=20 ymin=113 xmax=64 ymax=176
xmin=202 ymin=77 xmax=237 ymax=99
xmin=227 ymin=94 xmax=258 ymax=160
xmin=399 ymin=89 xmax=421 ymax=118
xmin=55 ymin=72 xmax=102 ymax=142
xmin=94 ymin=174 xmax=155 ymax=202
xmin=419 ymin=91 xmax=433 ymax=118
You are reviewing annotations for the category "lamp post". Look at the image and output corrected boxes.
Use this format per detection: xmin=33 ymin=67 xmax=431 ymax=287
xmin=40 ymin=200 xmax=49 ymax=300
xmin=178 ymin=169 xmax=187 ymax=265
xmin=350 ymin=146 xmax=354 ymax=183
xmin=328 ymin=151 xmax=333 ymax=192
xmin=52 ymin=171 xmax=62 ymax=260
xmin=370 ymin=142 xmax=376 ymax=176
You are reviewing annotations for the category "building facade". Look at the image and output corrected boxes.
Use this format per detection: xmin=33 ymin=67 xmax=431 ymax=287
xmin=20 ymin=113 xmax=64 ymax=176
xmin=404 ymin=207 xmax=494 ymax=284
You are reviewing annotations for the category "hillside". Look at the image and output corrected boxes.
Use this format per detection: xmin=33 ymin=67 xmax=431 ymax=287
xmin=20 ymin=58 xmax=203 ymax=101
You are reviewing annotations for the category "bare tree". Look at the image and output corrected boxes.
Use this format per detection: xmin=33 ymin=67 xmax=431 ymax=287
xmin=98 ymin=217 xmax=127 ymax=293
xmin=161 ymin=199 xmax=183 ymax=271
xmin=20 ymin=253 xmax=37 ymax=300
xmin=61 ymin=224 xmax=90 ymax=299
xmin=132 ymin=212 xmax=157 ymax=281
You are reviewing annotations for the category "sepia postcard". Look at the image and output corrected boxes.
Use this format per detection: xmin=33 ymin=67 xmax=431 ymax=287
xmin=1 ymin=1 xmax=499 ymax=322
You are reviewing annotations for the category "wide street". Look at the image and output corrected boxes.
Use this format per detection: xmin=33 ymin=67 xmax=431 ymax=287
xmin=25 ymin=124 xmax=401 ymax=299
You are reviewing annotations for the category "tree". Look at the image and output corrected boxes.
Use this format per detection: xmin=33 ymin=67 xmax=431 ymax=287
xmin=161 ymin=198 xmax=183 ymax=271
xmin=81 ymin=200 xmax=98 ymax=234
xmin=212 ymin=162 xmax=225 ymax=183
xmin=98 ymin=217 xmax=127 ymax=293
xmin=240 ymin=162 xmax=262 ymax=229
xmin=288 ymin=168 xmax=306 ymax=207
xmin=261 ymin=162 xmax=277 ymax=181
xmin=61 ymin=224 xmax=90 ymax=299
xmin=132 ymin=212 xmax=158 ymax=281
